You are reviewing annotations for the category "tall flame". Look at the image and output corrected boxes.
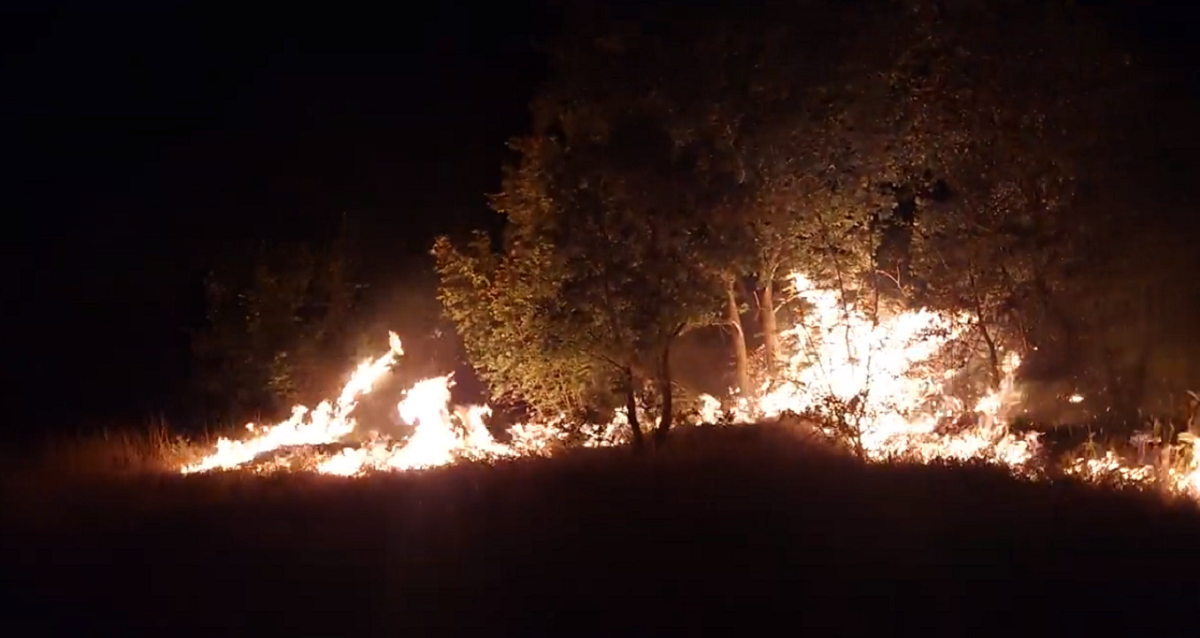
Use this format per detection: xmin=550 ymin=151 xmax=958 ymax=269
xmin=748 ymin=274 xmax=1037 ymax=466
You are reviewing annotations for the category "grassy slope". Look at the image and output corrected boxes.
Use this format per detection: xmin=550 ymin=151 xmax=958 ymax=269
xmin=3 ymin=423 xmax=1198 ymax=635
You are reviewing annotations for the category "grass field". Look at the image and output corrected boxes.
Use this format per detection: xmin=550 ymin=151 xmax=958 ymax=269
xmin=3 ymin=423 xmax=1198 ymax=635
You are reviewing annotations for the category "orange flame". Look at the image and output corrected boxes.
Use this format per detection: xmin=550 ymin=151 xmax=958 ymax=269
xmin=179 ymin=275 xmax=1200 ymax=501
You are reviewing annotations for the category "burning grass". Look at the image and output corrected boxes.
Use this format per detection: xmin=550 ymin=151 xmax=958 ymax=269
xmin=162 ymin=274 xmax=1199 ymax=500
xmin=3 ymin=423 xmax=1199 ymax=634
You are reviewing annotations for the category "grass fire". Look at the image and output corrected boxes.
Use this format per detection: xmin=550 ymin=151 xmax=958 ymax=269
xmin=9 ymin=0 xmax=1200 ymax=633
xmin=178 ymin=272 xmax=1200 ymax=498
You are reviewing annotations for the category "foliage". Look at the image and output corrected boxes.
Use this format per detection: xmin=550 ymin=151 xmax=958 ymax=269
xmin=190 ymin=236 xmax=366 ymax=420
xmin=530 ymin=7 xmax=906 ymax=387
xmin=433 ymin=231 xmax=605 ymax=420
xmin=435 ymin=102 xmax=725 ymax=443
xmin=436 ymin=0 xmax=1167 ymax=427
xmin=851 ymin=0 xmax=1141 ymax=392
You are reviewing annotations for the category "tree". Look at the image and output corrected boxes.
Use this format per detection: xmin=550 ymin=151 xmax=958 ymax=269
xmin=190 ymin=231 xmax=366 ymax=421
xmin=435 ymin=106 xmax=723 ymax=448
xmin=434 ymin=230 xmax=606 ymax=420
xmin=877 ymin=0 xmax=1141 ymax=391
xmin=531 ymin=5 xmax=895 ymax=394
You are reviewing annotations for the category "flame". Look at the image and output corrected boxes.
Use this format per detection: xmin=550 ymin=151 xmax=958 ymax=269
xmin=316 ymin=376 xmax=515 ymax=475
xmin=179 ymin=274 xmax=1200 ymax=502
xmin=180 ymin=332 xmax=405 ymax=474
xmin=747 ymin=274 xmax=1036 ymax=466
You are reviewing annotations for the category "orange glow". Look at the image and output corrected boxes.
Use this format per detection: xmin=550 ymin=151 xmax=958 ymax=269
xmin=179 ymin=275 xmax=1199 ymax=501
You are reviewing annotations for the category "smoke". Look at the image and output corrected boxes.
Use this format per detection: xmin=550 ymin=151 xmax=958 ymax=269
xmin=669 ymin=326 xmax=742 ymax=397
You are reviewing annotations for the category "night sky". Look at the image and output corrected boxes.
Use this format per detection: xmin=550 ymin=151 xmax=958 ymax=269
xmin=4 ymin=1 xmax=1198 ymax=434
xmin=6 ymin=4 xmax=552 ymax=430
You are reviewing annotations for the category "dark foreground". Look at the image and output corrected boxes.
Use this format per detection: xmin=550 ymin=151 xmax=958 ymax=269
xmin=3 ymin=424 xmax=1199 ymax=636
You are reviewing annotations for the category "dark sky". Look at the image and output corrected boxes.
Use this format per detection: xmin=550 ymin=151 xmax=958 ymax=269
xmin=3 ymin=1 xmax=1198 ymax=434
xmin=5 ymin=3 xmax=553 ymax=430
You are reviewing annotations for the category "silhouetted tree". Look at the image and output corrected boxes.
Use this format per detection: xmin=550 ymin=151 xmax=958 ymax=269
xmin=190 ymin=229 xmax=366 ymax=422
xmin=883 ymin=0 xmax=1141 ymax=391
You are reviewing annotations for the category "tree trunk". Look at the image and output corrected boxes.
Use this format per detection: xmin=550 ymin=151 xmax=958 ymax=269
xmin=968 ymin=272 xmax=1002 ymax=390
xmin=977 ymin=311 xmax=1002 ymax=392
xmin=623 ymin=367 xmax=644 ymax=452
xmin=653 ymin=341 xmax=674 ymax=448
xmin=726 ymin=281 xmax=751 ymax=396
xmin=760 ymin=275 xmax=780 ymax=377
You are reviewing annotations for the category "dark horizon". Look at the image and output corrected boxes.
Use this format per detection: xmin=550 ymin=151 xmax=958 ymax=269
xmin=5 ymin=0 xmax=1199 ymax=435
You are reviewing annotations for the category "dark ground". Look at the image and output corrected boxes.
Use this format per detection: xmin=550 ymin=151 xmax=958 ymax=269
xmin=3 ymin=424 xmax=1198 ymax=635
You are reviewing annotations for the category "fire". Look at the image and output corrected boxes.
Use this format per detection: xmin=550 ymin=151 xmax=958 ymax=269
xmin=316 ymin=376 xmax=514 ymax=475
xmin=747 ymin=274 xmax=1036 ymax=466
xmin=179 ymin=274 xmax=1200 ymax=502
xmin=180 ymin=333 xmax=405 ymax=474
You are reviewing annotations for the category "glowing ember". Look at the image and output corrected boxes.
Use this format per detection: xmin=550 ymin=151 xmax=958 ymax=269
xmin=179 ymin=273 xmax=1200 ymax=502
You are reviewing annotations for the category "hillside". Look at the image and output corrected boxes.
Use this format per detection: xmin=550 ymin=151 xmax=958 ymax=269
xmin=3 ymin=423 xmax=1197 ymax=635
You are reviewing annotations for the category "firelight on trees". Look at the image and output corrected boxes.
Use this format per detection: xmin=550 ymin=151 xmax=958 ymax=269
xmin=181 ymin=274 xmax=1200 ymax=499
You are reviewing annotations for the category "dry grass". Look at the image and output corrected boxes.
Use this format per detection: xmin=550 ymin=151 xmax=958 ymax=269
xmin=3 ymin=422 xmax=1199 ymax=635
xmin=2 ymin=417 xmax=218 ymax=485
xmin=50 ymin=424 xmax=198 ymax=474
